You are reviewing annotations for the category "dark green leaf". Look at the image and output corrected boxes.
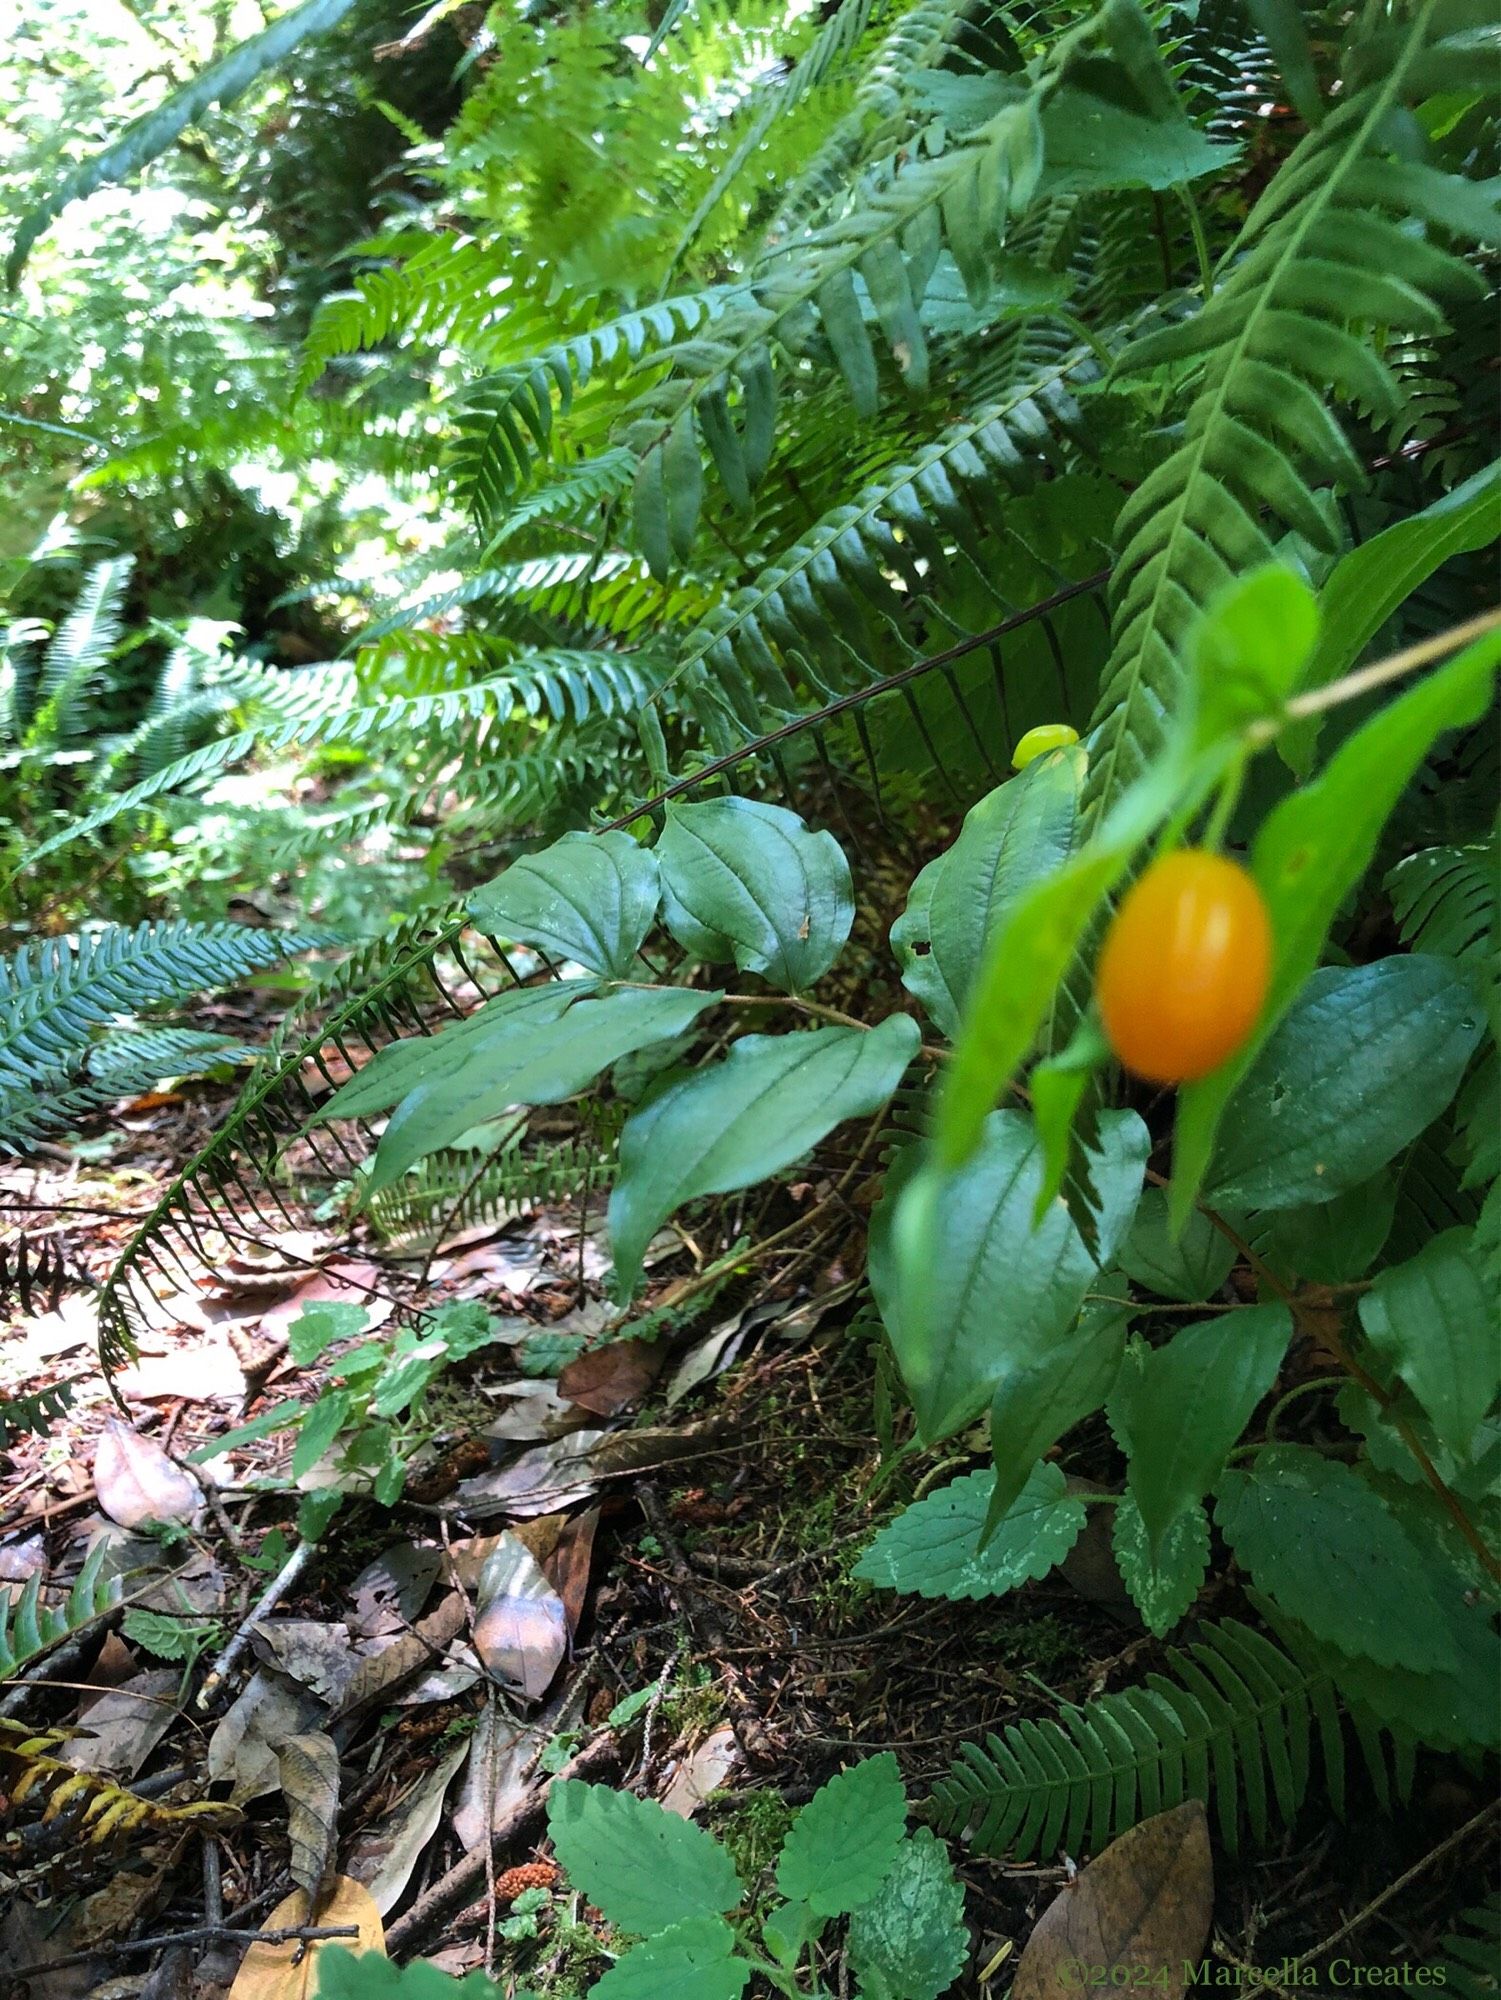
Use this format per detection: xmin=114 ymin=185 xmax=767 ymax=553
xmin=988 ymin=1303 xmax=1128 ymax=1530
xmin=592 ymin=1918 xmax=750 ymax=1999
xmin=1358 ymin=1229 xmax=1498 ymax=1458
xmin=547 ymin=1781 xmax=743 ymax=1936
xmin=1112 ymin=1493 xmax=1209 ymax=1637
xmin=609 ymin=1017 xmax=917 ymax=1298
xmin=1264 ymin=1173 xmax=1397 ymax=1284
xmin=288 ymin=1302 xmax=369 ymax=1367
xmin=1203 ymin=958 xmax=1483 ymax=1212
xmin=1118 ymin=1190 xmax=1236 ymax=1303
xmin=467 ymin=832 xmax=660 ymax=977
xmin=657 ymin=798 xmax=854 ymax=994
xmin=291 ymin=1391 xmax=351 ymax=1480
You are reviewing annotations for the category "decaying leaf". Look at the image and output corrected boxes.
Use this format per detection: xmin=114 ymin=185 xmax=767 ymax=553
xmin=472 ymin=1533 xmax=568 ymax=1701
xmin=250 ymin=1619 xmax=360 ymax=1703
xmin=63 ymin=1669 xmax=178 ymax=1778
xmin=93 ymin=1421 xmax=202 ymax=1529
xmin=279 ymin=1732 xmax=341 ymax=1898
xmin=225 ymin=1877 xmax=384 ymax=2000
xmin=446 ymin=1430 xmax=608 ymax=1518
xmin=546 ymin=1504 xmax=600 ymax=1634
xmin=1011 ymin=1802 xmax=1214 ymax=2000
xmin=332 ymin=1591 xmax=468 ymax=1717
xmin=345 ymin=1739 xmax=467 ymax=1915
xmin=558 ymin=1336 xmax=663 ymax=1416
xmin=451 ymin=1705 xmax=534 ymax=1850
xmin=207 ymin=1667 xmax=327 ymax=1803
xmin=347 ymin=1543 xmax=441 ymax=1638
xmin=660 ymin=1724 xmax=739 ymax=1819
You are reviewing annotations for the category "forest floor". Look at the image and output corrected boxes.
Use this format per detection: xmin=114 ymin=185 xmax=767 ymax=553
xmin=0 ymin=1021 xmax=1495 ymax=1999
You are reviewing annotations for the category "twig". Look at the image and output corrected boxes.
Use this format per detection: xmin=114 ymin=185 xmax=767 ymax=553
xmin=21 ymin=1924 xmax=360 ymax=1977
xmin=383 ymin=1732 xmax=620 ymax=1956
xmin=195 ymin=1536 xmax=317 ymax=1710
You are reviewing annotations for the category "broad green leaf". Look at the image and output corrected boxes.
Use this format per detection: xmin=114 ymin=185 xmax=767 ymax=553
xmin=1172 ymin=626 xmax=1500 ymax=1226
xmin=775 ymin=1753 xmax=907 ymax=1917
xmin=1358 ymin=1229 xmax=1499 ymax=1459
xmin=317 ymin=982 xmax=588 ymax=1124
xmin=1118 ymin=1189 xmax=1236 ymax=1302
xmin=853 ymin=1463 xmax=1089 ymax=1601
xmin=634 ymin=443 xmax=672 ymax=581
xmin=1039 ymin=88 xmax=1241 ymax=191
xmin=370 ymin=985 xmax=721 ymax=1193
xmin=1215 ymin=1447 xmax=1459 ymax=1674
xmin=1112 ymin=1493 xmax=1209 ymax=1637
xmin=291 ymin=1391 xmax=350 ymax=1479
xmin=1339 ymin=1386 xmax=1501 ymax=1509
xmin=547 ymin=1780 xmax=743 ymax=1936
xmin=1188 ymin=565 xmax=1318 ymax=750
xmin=592 ymin=1918 xmax=750 ymax=2000
xmin=1202 ymin=957 xmax=1483 ymax=1212
xmin=1295 ymin=461 xmax=1501 ymax=730
xmin=891 ymin=744 xmax=1084 ymax=1037
xmin=7 ymin=0 xmax=363 ymax=285
xmin=467 ymin=832 xmax=660 ymax=977
xmin=657 ymin=798 xmax=854 ymax=993
xmin=288 ymin=1302 xmax=370 ymax=1366
xmin=609 ymin=1016 xmax=917 ymax=1298
xmin=846 ymin=1829 xmax=969 ymax=2000
xmin=870 ymin=1110 xmax=1147 ymax=1445
xmin=1109 ymin=1304 xmax=1291 ymax=1558
xmin=1263 ymin=1172 xmax=1397 ymax=1284
xmin=987 ymin=1303 xmax=1128 ymax=1532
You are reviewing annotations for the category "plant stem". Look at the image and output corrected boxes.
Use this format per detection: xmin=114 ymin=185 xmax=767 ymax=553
xmin=1248 ymin=607 xmax=1501 ymax=745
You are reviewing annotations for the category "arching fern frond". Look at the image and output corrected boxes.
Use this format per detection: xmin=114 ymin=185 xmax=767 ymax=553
xmin=1085 ymin=3 xmax=1498 ymax=821
xmin=930 ymin=1618 xmax=1398 ymax=1861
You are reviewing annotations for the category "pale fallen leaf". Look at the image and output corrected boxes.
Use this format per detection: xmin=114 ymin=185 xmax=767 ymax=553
xmin=63 ymin=1669 xmax=178 ymax=1777
xmin=225 ymin=1877 xmax=383 ymax=2000
xmin=663 ymin=1309 xmax=753 ymax=1408
xmin=93 ymin=1421 xmax=202 ymax=1529
xmin=347 ymin=1543 xmax=441 ymax=1638
xmin=390 ymin=1641 xmax=482 ymax=1706
xmin=345 ymin=1740 xmax=467 ymax=1915
xmin=207 ymin=1668 xmax=327 ymax=1804
xmin=116 ymin=1333 xmax=246 ymax=1404
xmin=660 ymin=1724 xmax=739 ymax=1819
xmin=257 ymin=1261 xmax=392 ymax=1341
xmin=279 ymin=1732 xmax=341 ymax=1899
xmin=445 ymin=1430 xmax=607 ymax=1519
xmin=450 ymin=1706 xmax=533 ymax=1850
xmin=1011 ymin=1801 xmax=1214 ymax=2000
xmin=480 ymin=1377 xmax=589 ymax=1441
xmin=251 ymin=1619 xmax=361 ymax=1704
xmin=472 ymin=1533 xmax=568 ymax=1701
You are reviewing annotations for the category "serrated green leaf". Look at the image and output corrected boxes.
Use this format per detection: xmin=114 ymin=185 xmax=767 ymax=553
xmin=592 ymin=1917 xmax=750 ymax=1999
xmin=987 ymin=1303 xmax=1128 ymax=1532
xmin=289 ymin=1302 xmax=370 ymax=1366
xmin=1215 ymin=1446 xmax=1457 ymax=1674
xmin=762 ymin=1901 xmax=824 ymax=1967
xmin=1110 ymin=1304 xmax=1291 ymax=1560
xmin=1118 ymin=1190 xmax=1236 ymax=1303
xmin=1203 ymin=958 xmax=1483 ymax=1212
xmin=846 ymin=1828 xmax=969 ymax=2000
xmin=369 ymin=985 xmax=720 ymax=1193
xmin=1112 ymin=1493 xmax=1209 ymax=1637
xmin=775 ymin=1752 xmax=907 ymax=1917
xmin=467 ymin=832 xmax=661 ymax=978
xmin=891 ymin=750 xmax=1084 ymax=1038
xmin=609 ymin=1017 xmax=917 ymax=1299
xmin=854 ymin=1462 xmax=1088 ymax=1601
xmin=870 ymin=1110 xmax=1147 ymax=1445
xmin=1358 ymin=1229 xmax=1499 ymax=1459
xmin=547 ymin=1781 xmax=743 ymax=1936
xmin=657 ymin=798 xmax=854 ymax=994
xmin=1172 ymin=626 xmax=1500 ymax=1226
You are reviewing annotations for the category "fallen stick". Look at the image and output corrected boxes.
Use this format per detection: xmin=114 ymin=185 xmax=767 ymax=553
xmin=384 ymin=1732 xmax=619 ymax=1957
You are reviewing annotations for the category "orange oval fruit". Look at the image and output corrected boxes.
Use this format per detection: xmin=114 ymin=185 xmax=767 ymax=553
xmin=1095 ymin=850 xmax=1272 ymax=1085
xmin=1012 ymin=722 xmax=1080 ymax=770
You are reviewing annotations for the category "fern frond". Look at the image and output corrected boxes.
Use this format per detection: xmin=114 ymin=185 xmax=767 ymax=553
xmin=1086 ymin=7 xmax=1498 ymax=820
xmin=368 ymin=1134 xmax=611 ymax=1246
xmin=28 ymin=557 xmax=133 ymax=745
xmin=930 ymin=1619 xmax=1391 ymax=1861
xmin=1436 ymin=1896 xmax=1501 ymax=2000
xmin=0 ymin=1380 xmax=78 ymax=1445
xmin=0 ymin=924 xmax=320 ymax=1148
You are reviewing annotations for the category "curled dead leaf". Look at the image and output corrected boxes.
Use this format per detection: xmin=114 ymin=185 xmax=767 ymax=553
xmin=93 ymin=1421 xmax=202 ymax=1529
xmin=1012 ymin=1801 xmax=1214 ymax=2000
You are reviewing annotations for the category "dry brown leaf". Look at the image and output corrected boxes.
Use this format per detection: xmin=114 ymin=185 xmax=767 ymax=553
xmin=93 ymin=1422 xmax=202 ymax=1529
xmin=558 ymin=1337 xmax=663 ymax=1416
xmin=332 ymin=1591 xmax=467 ymax=1717
xmin=1011 ymin=1802 xmax=1214 ymax=2000
xmin=207 ymin=1668 xmax=327 ymax=1804
xmin=471 ymin=1533 xmax=568 ymax=1701
xmin=63 ymin=1669 xmax=178 ymax=1777
xmin=225 ymin=1877 xmax=384 ymax=2000
xmin=278 ymin=1733 xmax=341 ymax=1899
xmin=546 ymin=1504 xmax=600 ymax=1636
xmin=344 ymin=1739 xmax=467 ymax=1914
xmin=347 ymin=1544 xmax=441 ymax=1638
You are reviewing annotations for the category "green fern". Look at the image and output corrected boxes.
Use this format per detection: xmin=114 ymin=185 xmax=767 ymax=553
xmin=368 ymin=1133 xmax=613 ymax=1245
xmin=0 ymin=1379 xmax=78 ymax=1446
xmin=0 ymin=923 xmax=321 ymax=1148
xmin=930 ymin=1619 xmax=1396 ymax=1862
xmin=1086 ymin=2 xmax=1498 ymax=821
xmin=1436 ymin=1897 xmax=1501 ymax=1999
xmin=0 ymin=1541 xmax=122 ymax=1682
